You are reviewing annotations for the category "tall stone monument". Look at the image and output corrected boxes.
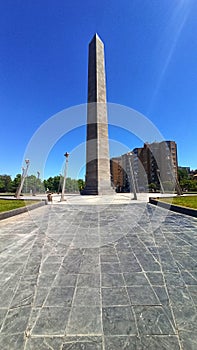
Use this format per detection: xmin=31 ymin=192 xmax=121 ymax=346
xmin=82 ymin=34 xmax=113 ymax=195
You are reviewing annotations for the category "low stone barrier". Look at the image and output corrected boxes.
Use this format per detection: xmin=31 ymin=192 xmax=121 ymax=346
xmin=149 ymin=197 xmax=197 ymax=218
xmin=0 ymin=200 xmax=47 ymax=221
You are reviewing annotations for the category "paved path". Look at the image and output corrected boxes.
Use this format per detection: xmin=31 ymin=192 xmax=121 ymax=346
xmin=0 ymin=200 xmax=196 ymax=349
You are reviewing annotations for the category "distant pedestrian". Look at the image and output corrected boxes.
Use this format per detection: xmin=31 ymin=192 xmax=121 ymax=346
xmin=47 ymin=192 xmax=53 ymax=203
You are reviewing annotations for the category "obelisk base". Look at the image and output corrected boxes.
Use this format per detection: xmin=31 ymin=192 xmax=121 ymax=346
xmin=81 ymin=186 xmax=114 ymax=195
xmin=81 ymin=187 xmax=98 ymax=195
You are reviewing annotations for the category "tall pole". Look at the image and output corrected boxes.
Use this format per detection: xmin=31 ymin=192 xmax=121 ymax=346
xmin=128 ymin=154 xmax=137 ymax=200
xmin=166 ymin=156 xmax=182 ymax=196
xmin=57 ymin=173 xmax=62 ymax=194
xmin=175 ymin=178 xmax=182 ymax=196
xmin=157 ymin=169 xmax=165 ymax=194
xmin=36 ymin=171 xmax=40 ymax=195
xmin=61 ymin=152 xmax=69 ymax=202
xmin=15 ymin=159 xmax=30 ymax=199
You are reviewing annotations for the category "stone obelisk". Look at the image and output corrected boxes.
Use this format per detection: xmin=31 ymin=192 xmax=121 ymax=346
xmin=82 ymin=34 xmax=112 ymax=195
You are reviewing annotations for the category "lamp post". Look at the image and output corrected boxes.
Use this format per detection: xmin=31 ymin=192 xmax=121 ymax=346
xmin=61 ymin=152 xmax=69 ymax=201
xmin=35 ymin=171 xmax=40 ymax=195
xmin=57 ymin=173 xmax=62 ymax=194
xmin=175 ymin=177 xmax=182 ymax=195
xmin=134 ymin=171 xmax=139 ymax=193
xmin=166 ymin=156 xmax=182 ymax=196
xmin=128 ymin=153 xmax=137 ymax=200
xmin=156 ymin=169 xmax=165 ymax=194
xmin=15 ymin=159 xmax=30 ymax=198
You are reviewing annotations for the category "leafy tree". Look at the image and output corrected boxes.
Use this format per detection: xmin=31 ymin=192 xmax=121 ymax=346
xmin=162 ymin=181 xmax=175 ymax=192
xmin=180 ymin=179 xmax=197 ymax=192
xmin=0 ymin=178 xmax=4 ymax=192
xmin=11 ymin=174 xmax=22 ymax=193
xmin=78 ymin=179 xmax=85 ymax=191
xmin=21 ymin=175 xmax=44 ymax=194
xmin=178 ymin=168 xmax=189 ymax=181
xmin=0 ymin=175 xmax=13 ymax=192
xmin=43 ymin=176 xmax=61 ymax=192
xmin=35 ymin=178 xmax=44 ymax=193
xmin=24 ymin=175 xmax=37 ymax=193
xmin=53 ymin=176 xmax=61 ymax=192
xmin=0 ymin=173 xmax=45 ymax=194
xmin=149 ymin=183 xmax=157 ymax=192
xmin=43 ymin=177 xmax=54 ymax=191
xmin=43 ymin=179 xmax=48 ymax=191
xmin=65 ymin=178 xmax=79 ymax=193
xmin=43 ymin=176 xmax=83 ymax=193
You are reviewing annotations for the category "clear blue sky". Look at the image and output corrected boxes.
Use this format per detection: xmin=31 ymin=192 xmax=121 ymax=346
xmin=0 ymin=0 xmax=196 ymax=180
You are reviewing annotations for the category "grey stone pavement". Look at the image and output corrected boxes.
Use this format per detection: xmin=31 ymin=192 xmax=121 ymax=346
xmin=0 ymin=195 xmax=197 ymax=349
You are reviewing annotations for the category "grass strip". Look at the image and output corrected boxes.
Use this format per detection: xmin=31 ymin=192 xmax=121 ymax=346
xmin=0 ymin=199 xmax=39 ymax=213
xmin=158 ymin=196 xmax=197 ymax=210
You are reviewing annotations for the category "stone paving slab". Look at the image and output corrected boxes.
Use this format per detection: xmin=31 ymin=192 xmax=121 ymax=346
xmin=0 ymin=202 xmax=196 ymax=349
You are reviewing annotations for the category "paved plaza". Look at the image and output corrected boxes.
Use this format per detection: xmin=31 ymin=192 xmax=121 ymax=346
xmin=0 ymin=196 xmax=197 ymax=349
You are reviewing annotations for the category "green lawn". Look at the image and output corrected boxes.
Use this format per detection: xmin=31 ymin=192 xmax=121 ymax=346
xmin=0 ymin=199 xmax=38 ymax=213
xmin=159 ymin=196 xmax=197 ymax=210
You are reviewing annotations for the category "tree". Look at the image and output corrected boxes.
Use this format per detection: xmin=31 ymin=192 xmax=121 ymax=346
xmin=65 ymin=178 xmax=79 ymax=193
xmin=24 ymin=175 xmax=37 ymax=194
xmin=35 ymin=178 xmax=44 ymax=193
xmin=0 ymin=175 xmax=13 ymax=193
xmin=149 ymin=183 xmax=157 ymax=192
xmin=0 ymin=178 xmax=4 ymax=192
xmin=180 ymin=179 xmax=197 ymax=192
xmin=178 ymin=168 xmax=189 ymax=181
xmin=11 ymin=174 xmax=22 ymax=193
xmin=43 ymin=177 xmax=54 ymax=191
xmin=162 ymin=181 xmax=175 ymax=192
xmin=53 ymin=176 xmax=61 ymax=192
xmin=43 ymin=176 xmax=83 ymax=193
xmin=78 ymin=179 xmax=85 ymax=191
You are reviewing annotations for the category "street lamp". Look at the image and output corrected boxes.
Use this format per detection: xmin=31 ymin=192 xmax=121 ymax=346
xmin=35 ymin=171 xmax=40 ymax=195
xmin=57 ymin=173 xmax=62 ymax=194
xmin=156 ymin=169 xmax=165 ymax=194
xmin=166 ymin=156 xmax=182 ymax=195
xmin=60 ymin=152 xmax=69 ymax=201
xmin=128 ymin=153 xmax=137 ymax=200
xmin=15 ymin=159 xmax=30 ymax=199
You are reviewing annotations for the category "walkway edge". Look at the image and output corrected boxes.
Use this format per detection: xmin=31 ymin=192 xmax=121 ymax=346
xmin=149 ymin=197 xmax=197 ymax=218
xmin=0 ymin=201 xmax=47 ymax=221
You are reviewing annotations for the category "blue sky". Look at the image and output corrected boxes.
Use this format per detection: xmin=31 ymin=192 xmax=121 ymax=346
xmin=0 ymin=0 xmax=196 ymax=180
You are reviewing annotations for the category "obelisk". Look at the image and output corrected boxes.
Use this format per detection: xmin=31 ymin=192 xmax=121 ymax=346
xmin=82 ymin=34 xmax=112 ymax=195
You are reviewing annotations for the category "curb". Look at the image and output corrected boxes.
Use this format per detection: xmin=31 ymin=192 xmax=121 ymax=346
xmin=149 ymin=197 xmax=197 ymax=218
xmin=0 ymin=200 xmax=47 ymax=221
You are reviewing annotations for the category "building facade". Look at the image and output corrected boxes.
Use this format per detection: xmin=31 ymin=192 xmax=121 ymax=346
xmin=110 ymin=157 xmax=123 ymax=192
xmin=110 ymin=141 xmax=179 ymax=192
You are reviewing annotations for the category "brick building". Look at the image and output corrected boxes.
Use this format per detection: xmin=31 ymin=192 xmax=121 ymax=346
xmin=110 ymin=141 xmax=179 ymax=192
xmin=110 ymin=157 xmax=123 ymax=191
